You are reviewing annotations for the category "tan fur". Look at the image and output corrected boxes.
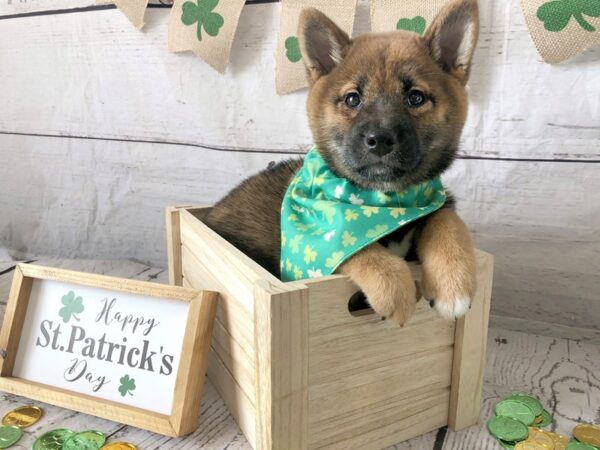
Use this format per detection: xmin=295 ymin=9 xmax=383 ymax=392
xmin=416 ymin=208 xmax=477 ymax=319
xmin=338 ymin=243 xmax=417 ymax=326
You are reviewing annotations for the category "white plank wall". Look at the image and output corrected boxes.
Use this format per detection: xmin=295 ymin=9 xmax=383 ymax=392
xmin=0 ymin=0 xmax=599 ymax=335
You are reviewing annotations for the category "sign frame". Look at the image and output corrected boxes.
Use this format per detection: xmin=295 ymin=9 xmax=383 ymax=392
xmin=0 ymin=263 xmax=218 ymax=437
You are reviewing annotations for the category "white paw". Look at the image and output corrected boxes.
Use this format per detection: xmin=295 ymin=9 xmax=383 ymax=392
xmin=434 ymin=296 xmax=471 ymax=320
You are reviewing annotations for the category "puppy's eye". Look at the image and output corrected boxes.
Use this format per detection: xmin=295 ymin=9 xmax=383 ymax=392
xmin=344 ymin=92 xmax=362 ymax=108
xmin=407 ymin=90 xmax=427 ymax=107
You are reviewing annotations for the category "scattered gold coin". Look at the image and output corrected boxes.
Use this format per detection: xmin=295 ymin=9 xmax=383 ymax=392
xmin=1 ymin=406 xmax=43 ymax=428
xmin=573 ymin=424 xmax=600 ymax=448
xmin=515 ymin=441 xmax=549 ymax=450
xmin=100 ymin=443 xmax=137 ymax=450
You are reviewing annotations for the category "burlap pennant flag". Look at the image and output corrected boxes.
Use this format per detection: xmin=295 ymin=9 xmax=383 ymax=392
xmin=276 ymin=0 xmax=358 ymax=95
xmin=98 ymin=0 xmax=149 ymax=29
xmin=168 ymin=0 xmax=246 ymax=74
xmin=520 ymin=0 xmax=600 ymax=63
xmin=370 ymin=0 xmax=449 ymax=35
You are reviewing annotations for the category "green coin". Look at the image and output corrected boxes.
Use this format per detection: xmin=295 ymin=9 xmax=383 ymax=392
xmin=33 ymin=429 xmax=75 ymax=450
xmin=566 ymin=442 xmax=599 ymax=450
xmin=497 ymin=438 xmax=516 ymax=450
xmin=504 ymin=393 xmax=544 ymax=417
xmin=495 ymin=399 xmax=536 ymax=425
xmin=487 ymin=415 xmax=529 ymax=442
xmin=62 ymin=430 xmax=106 ymax=450
xmin=0 ymin=425 xmax=22 ymax=449
xmin=532 ymin=409 xmax=553 ymax=428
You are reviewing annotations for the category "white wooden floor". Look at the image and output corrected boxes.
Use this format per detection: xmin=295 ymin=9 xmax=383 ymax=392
xmin=0 ymin=257 xmax=598 ymax=450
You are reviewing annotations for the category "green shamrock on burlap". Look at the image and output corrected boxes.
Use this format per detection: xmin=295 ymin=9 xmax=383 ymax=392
xmin=396 ymin=16 xmax=427 ymax=35
xmin=118 ymin=375 xmax=136 ymax=397
xmin=181 ymin=0 xmax=224 ymax=41
xmin=59 ymin=291 xmax=84 ymax=323
xmin=537 ymin=0 xmax=600 ymax=32
xmin=285 ymin=36 xmax=302 ymax=63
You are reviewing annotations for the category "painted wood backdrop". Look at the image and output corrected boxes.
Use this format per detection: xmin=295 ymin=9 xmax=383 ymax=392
xmin=0 ymin=0 xmax=598 ymax=337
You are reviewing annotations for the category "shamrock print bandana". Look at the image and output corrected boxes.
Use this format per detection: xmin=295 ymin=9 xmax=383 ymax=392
xmin=280 ymin=148 xmax=447 ymax=281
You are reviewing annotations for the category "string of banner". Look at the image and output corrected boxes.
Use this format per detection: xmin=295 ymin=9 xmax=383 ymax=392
xmin=107 ymin=0 xmax=600 ymax=95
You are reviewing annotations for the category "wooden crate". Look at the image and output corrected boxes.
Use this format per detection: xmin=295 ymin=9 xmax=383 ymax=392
xmin=166 ymin=206 xmax=493 ymax=450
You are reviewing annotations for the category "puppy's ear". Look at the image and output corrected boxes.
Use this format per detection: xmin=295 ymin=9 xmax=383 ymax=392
xmin=424 ymin=0 xmax=479 ymax=84
xmin=298 ymin=8 xmax=351 ymax=84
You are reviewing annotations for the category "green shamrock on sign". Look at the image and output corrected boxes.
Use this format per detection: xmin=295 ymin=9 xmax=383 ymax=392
xmin=285 ymin=36 xmax=302 ymax=63
xmin=59 ymin=291 xmax=84 ymax=323
xmin=118 ymin=375 xmax=136 ymax=397
xmin=537 ymin=0 xmax=600 ymax=32
xmin=396 ymin=16 xmax=427 ymax=35
xmin=181 ymin=0 xmax=224 ymax=42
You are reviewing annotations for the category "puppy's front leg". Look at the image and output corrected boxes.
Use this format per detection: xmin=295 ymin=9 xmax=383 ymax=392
xmin=417 ymin=208 xmax=477 ymax=320
xmin=337 ymin=243 xmax=417 ymax=326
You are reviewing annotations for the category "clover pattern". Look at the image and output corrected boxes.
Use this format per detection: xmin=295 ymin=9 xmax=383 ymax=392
xmin=59 ymin=291 xmax=84 ymax=323
xmin=285 ymin=36 xmax=302 ymax=63
xmin=118 ymin=375 xmax=136 ymax=397
xmin=279 ymin=149 xmax=447 ymax=282
xmin=537 ymin=0 xmax=600 ymax=32
xmin=396 ymin=16 xmax=427 ymax=35
xmin=181 ymin=0 xmax=224 ymax=42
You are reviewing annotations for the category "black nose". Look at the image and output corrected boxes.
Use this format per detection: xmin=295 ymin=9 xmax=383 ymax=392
xmin=363 ymin=131 xmax=397 ymax=157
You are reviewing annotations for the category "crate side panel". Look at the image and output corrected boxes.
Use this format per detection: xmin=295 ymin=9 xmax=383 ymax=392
xmin=211 ymin=319 xmax=256 ymax=405
xmin=180 ymin=217 xmax=255 ymax=316
xmin=309 ymin=390 xmax=449 ymax=450
xmin=181 ymin=245 xmax=255 ymax=358
xmin=207 ymin=348 xmax=257 ymax=449
xmin=309 ymin=346 xmax=452 ymax=422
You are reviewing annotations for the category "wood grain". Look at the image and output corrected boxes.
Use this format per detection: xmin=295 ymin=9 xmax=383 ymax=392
xmin=254 ymin=280 xmax=309 ymax=450
xmin=448 ymin=251 xmax=493 ymax=430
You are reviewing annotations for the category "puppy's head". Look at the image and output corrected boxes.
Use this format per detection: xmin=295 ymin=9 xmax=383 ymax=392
xmin=298 ymin=0 xmax=478 ymax=191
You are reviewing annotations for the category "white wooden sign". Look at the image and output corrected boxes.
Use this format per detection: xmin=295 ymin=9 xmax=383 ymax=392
xmin=0 ymin=264 xmax=218 ymax=437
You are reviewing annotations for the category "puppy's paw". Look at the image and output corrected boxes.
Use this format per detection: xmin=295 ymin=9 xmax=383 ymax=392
xmin=360 ymin=256 xmax=418 ymax=326
xmin=422 ymin=258 xmax=476 ymax=320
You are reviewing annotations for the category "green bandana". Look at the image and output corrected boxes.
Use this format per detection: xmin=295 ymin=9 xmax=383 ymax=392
xmin=280 ymin=147 xmax=447 ymax=281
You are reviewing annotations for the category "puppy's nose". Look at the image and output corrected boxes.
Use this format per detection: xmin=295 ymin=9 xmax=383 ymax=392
xmin=364 ymin=131 xmax=397 ymax=157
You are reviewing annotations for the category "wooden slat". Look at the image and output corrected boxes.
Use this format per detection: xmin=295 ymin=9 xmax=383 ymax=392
xmin=448 ymin=250 xmax=494 ymax=430
xmin=166 ymin=207 xmax=184 ymax=286
xmin=211 ymin=318 xmax=256 ymax=405
xmin=181 ymin=243 xmax=255 ymax=356
xmin=206 ymin=347 xmax=257 ymax=448
xmin=310 ymin=392 xmax=449 ymax=450
xmin=309 ymin=346 xmax=453 ymax=417
xmin=254 ymin=280 xmax=309 ymax=450
xmin=180 ymin=209 xmax=281 ymax=314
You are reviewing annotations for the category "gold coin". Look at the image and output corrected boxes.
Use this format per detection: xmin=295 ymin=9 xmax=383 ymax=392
xmin=100 ymin=443 xmax=137 ymax=450
xmin=573 ymin=424 xmax=600 ymax=447
xmin=1 ymin=406 xmax=43 ymax=428
xmin=532 ymin=430 xmax=556 ymax=449
xmin=545 ymin=431 xmax=569 ymax=447
xmin=515 ymin=441 xmax=549 ymax=450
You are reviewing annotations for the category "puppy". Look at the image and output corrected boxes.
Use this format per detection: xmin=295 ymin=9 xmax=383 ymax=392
xmin=206 ymin=0 xmax=478 ymax=325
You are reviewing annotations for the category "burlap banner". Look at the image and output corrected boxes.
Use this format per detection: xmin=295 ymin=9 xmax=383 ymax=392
xmin=370 ymin=0 xmax=449 ymax=35
xmin=97 ymin=0 xmax=149 ymax=29
xmin=114 ymin=0 xmax=149 ymax=29
xmin=168 ymin=0 xmax=246 ymax=73
xmin=276 ymin=0 xmax=358 ymax=95
xmin=520 ymin=0 xmax=600 ymax=63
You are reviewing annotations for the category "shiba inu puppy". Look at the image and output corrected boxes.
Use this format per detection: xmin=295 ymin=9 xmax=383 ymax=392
xmin=206 ymin=0 xmax=479 ymax=325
